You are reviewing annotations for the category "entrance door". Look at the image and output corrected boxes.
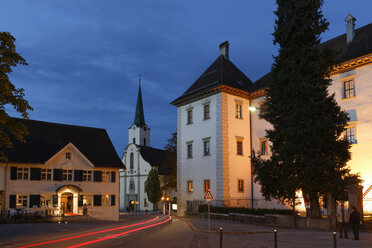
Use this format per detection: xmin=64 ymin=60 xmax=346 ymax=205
xmin=61 ymin=193 xmax=74 ymax=213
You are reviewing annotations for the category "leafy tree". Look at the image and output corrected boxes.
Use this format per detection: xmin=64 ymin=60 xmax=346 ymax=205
xmin=252 ymin=0 xmax=360 ymax=217
xmin=160 ymin=132 xmax=177 ymax=194
xmin=0 ymin=32 xmax=32 ymax=161
xmin=145 ymin=167 xmax=162 ymax=210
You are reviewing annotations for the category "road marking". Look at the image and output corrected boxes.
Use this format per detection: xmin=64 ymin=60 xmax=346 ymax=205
xmin=67 ymin=216 xmax=172 ymax=248
xmin=17 ymin=217 xmax=159 ymax=248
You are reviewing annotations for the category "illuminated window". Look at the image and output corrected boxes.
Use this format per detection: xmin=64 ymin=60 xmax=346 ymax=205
xmin=102 ymin=171 xmax=111 ymax=182
xmin=203 ymin=139 xmax=210 ymax=156
xmin=238 ymin=180 xmax=244 ymax=192
xmin=187 ymin=181 xmax=193 ymax=192
xmin=343 ymin=79 xmax=355 ymax=99
xmin=17 ymin=168 xmax=29 ymax=180
xmin=346 ymin=126 xmax=357 ymax=144
xmin=144 ymin=198 xmax=149 ymax=208
xmin=66 ymin=152 xmax=71 ymax=160
xmin=236 ymin=103 xmax=243 ymax=119
xmin=204 ymin=180 xmax=210 ymax=192
xmin=83 ymin=171 xmax=92 ymax=181
xmin=204 ymin=104 xmax=210 ymax=120
xmin=187 ymin=142 xmax=193 ymax=159
xmin=83 ymin=195 xmax=93 ymax=206
xmin=16 ymin=195 xmax=28 ymax=208
xmin=259 ymin=102 xmax=267 ymax=118
xmin=40 ymin=195 xmax=52 ymax=207
xmin=187 ymin=109 xmax=193 ymax=124
xmin=260 ymin=139 xmax=268 ymax=155
xmin=41 ymin=169 xmax=52 ymax=180
xmin=63 ymin=170 xmax=73 ymax=181
xmin=102 ymin=194 xmax=111 ymax=206
xmin=237 ymin=141 xmax=243 ymax=155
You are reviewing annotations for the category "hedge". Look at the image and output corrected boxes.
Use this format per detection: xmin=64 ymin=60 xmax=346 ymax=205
xmin=198 ymin=205 xmax=293 ymax=216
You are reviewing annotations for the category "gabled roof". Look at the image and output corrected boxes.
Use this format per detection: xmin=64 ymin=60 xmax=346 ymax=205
xmin=138 ymin=145 xmax=166 ymax=167
xmin=251 ymin=22 xmax=372 ymax=93
xmin=2 ymin=118 xmax=125 ymax=168
xmin=171 ymin=55 xmax=253 ymax=106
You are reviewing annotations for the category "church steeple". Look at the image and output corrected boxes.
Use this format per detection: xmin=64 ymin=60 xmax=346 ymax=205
xmin=133 ymin=77 xmax=146 ymax=127
xmin=129 ymin=76 xmax=150 ymax=147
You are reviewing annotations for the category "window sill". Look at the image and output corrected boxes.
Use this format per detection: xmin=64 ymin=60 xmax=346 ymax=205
xmin=236 ymin=154 xmax=244 ymax=156
xmin=203 ymin=154 xmax=211 ymax=157
xmin=187 ymin=157 xmax=193 ymax=159
xmin=235 ymin=117 xmax=243 ymax=120
xmin=341 ymin=96 xmax=356 ymax=101
xmin=203 ymin=118 xmax=210 ymax=121
xmin=186 ymin=123 xmax=193 ymax=125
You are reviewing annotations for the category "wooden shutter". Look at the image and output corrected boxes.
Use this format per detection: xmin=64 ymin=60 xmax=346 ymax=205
xmin=111 ymin=195 xmax=116 ymax=206
xmin=9 ymin=195 xmax=16 ymax=208
xmin=74 ymin=170 xmax=83 ymax=181
xmin=10 ymin=167 xmax=17 ymax=180
xmin=78 ymin=195 xmax=83 ymax=206
xmin=29 ymin=195 xmax=40 ymax=208
xmin=93 ymin=171 xmax=102 ymax=182
xmin=30 ymin=168 xmax=41 ymax=180
xmin=111 ymin=172 xmax=116 ymax=182
xmin=53 ymin=169 xmax=63 ymax=181
xmin=93 ymin=195 xmax=101 ymax=206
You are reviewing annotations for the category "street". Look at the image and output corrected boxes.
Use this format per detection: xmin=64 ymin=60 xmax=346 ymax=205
xmin=1 ymin=214 xmax=372 ymax=248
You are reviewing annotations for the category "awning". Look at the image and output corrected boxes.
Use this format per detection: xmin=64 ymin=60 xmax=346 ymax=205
xmin=56 ymin=184 xmax=83 ymax=194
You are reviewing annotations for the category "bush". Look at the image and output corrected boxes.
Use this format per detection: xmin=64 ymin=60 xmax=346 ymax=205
xmin=198 ymin=205 xmax=292 ymax=216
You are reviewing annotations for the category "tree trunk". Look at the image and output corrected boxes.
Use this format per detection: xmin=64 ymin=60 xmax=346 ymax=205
xmin=303 ymin=191 xmax=321 ymax=218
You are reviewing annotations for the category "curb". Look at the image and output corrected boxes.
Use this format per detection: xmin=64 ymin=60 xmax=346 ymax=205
xmin=175 ymin=217 xmax=272 ymax=235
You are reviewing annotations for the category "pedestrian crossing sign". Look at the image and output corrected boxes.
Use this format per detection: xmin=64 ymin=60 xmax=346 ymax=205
xmin=204 ymin=190 xmax=213 ymax=200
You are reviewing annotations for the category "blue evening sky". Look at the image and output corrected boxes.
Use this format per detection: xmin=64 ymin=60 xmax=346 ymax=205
xmin=2 ymin=1 xmax=372 ymax=156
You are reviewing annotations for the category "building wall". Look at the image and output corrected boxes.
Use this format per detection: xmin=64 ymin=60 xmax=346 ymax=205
xmin=128 ymin=125 xmax=150 ymax=146
xmin=3 ymin=146 xmax=120 ymax=221
xmin=177 ymin=93 xmax=220 ymax=216
xmin=120 ymin=144 xmax=154 ymax=211
xmin=225 ymin=93 xmax=252 ymax=207
xmin=329 ymin=64 xmax=372 ymax=213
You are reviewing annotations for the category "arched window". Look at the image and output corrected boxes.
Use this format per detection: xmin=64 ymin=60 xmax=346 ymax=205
xmin=133 ymin=138 xmax=136 ymax=144
xmin=144 ymin=138 xmax=146 ymax=146
xmin=130 ymin=153 xmax=134 ymax=170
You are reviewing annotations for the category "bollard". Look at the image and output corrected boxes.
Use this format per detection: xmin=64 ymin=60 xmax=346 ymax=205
xmin=219 ymin=227 xmax=223 ymax=248
xmin=333 ymin=232 xmax=337 ymax=248
xmin=274 ymin=229 xmax=277 ymax=248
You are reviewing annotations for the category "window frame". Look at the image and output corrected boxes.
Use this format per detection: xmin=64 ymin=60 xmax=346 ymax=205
xmin=17 ymin=168 xmax=29 ymax=180
xmin=236 ymin=140 xmax=243 ymax=155
xmin=203 ymin=104 xmax=210 ymax=120
xmin=63 ymin=169 xmax=73 ymax=181
xmin=16 ymin=195 xmax=28 ymax=208
xmin=41 ymin=168 xmax=52 ymax=181
xmin=235 ymin=103 xmax=243 ymax=119
xmin=238 ymin=179 xmax=244 ymax=192
xmin=187 ymin=142 xmax=193 ymax=159
xmin=203 ymin=138 xmax=210 ymax=156
xmin=343 ymin=79 xmax=355 ymax=99
xmin=345 ymin=122 xmax=357 ymax=144
xmin=259 ymin=138 xmax=268 ymax=155
xmin=83 ymin=170 xmax=92 ymax=181
xmin=204 ymin=179 xmax=210 ymax=192
xmin=187 ymin=109 xmax=193 ymax=125
xmin=187 ymin=180 xmax=193 ymax=192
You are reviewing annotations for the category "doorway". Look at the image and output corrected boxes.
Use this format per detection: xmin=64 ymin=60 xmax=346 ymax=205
xmin=61 ymin=193 xmax=74 ymax=213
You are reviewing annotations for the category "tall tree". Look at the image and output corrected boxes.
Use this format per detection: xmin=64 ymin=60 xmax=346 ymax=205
xmin=145 ymin=167 xmax=162 ymax=210
xmin=252 ymin=0 xmax=360 ymax=217
xmin=160 ymin=132 xmax=177 ymax=194
xmin=0 ymin=32 xmax=32 ymax=161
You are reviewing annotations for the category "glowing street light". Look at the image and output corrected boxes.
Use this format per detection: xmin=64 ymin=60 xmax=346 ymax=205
xmin=249 ymin=106 xmax=258 ymax=112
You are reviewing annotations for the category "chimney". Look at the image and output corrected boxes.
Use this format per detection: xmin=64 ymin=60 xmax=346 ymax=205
xmin=345 ymin=14 xmax=356 ymax=43
xmin=219 ymin=41 xmax=229 ymax=60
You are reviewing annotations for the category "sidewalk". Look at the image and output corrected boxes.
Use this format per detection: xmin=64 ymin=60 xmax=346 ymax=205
xmin=179 ymin=216 xmax=372 ymax=248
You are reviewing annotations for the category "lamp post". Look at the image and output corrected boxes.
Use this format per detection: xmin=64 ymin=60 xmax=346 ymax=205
xmin=248 ymin=104 xmax=260 ymax=209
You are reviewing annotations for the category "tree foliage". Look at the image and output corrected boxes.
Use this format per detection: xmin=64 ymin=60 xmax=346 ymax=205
xmin=251 ymin=0 xmax=360 ymax=217
xmin=0 ymin=32 xmax=32 ymax=161
xmin=160 ymin=132 xmax=177 ymax=194
xmin=145 ymin=167 xmax=162 ymax=209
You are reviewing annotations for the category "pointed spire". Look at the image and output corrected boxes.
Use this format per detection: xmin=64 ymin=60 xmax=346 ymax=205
xmin=133 ymin=75 xmax=146 ymax=127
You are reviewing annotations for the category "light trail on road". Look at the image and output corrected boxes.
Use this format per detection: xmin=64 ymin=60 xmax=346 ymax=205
xmin=67 ymin=216 xmax=172 ymax=248
xmin=18 ymin=216 xmax=159 ymax=248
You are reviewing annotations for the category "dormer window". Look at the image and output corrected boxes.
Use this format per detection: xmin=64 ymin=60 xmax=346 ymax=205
xmin=66 ymin=152 xmax=71 ymax=160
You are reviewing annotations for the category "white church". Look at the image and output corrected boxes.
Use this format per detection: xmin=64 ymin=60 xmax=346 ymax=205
xmin=172 ymin=15 xmax=372 ymax=216
xmin=119 ymin=83 xmax=167 ymax=212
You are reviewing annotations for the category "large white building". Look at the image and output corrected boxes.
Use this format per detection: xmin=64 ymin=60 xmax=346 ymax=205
xmin=172 ymin=15 xmax=372 ymax=216
xmin=0 ymin=118 xmax=124 ymax=221
xmin=120 ymin=83 xmax=167 ymax=212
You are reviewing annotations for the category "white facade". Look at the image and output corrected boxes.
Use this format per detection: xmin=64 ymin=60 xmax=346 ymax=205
xmin=1 ymin=143 xmax=120 ymax=221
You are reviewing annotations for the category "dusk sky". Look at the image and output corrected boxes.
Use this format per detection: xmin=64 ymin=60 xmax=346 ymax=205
xmin=2 ymin=1 xmax=372 ymax=156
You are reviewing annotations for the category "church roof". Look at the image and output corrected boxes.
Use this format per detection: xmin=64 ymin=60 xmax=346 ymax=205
xmin=252 ymin=22 xmax=372 ymax=93
xmin=2 ymin=118 xmax=124 ymax=168
xmin=171 ymin=55 xmax=253 ymax=106
xmin=138 ymin=145 xmax=166 ymax=167
xmin=133 ymin=83 xmax=146 ymax=127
